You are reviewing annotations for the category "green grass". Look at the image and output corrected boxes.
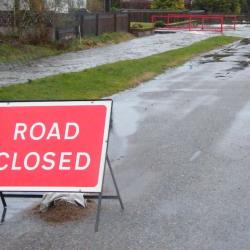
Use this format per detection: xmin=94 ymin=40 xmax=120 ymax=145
xmin=0 ymin=36 xmax=240 ymax=101
xmin=0 ymin=43 xmax=58 ymax=64
xmin=130 ymin=22 xmax=154 ymax=30
xmin=67 ymin=32 xmax=134 ymax=51
xmin=0 ymin=32 xmax=134 ymax=64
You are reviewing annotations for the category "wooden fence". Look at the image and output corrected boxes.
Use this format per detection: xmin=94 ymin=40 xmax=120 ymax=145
xmin=77 ymin=13 xmax=128 ymax=36
xmin=0 ymin=11 xmax=129 ymax=42
xmin=49 ymin=12 xmax=129 ymax=41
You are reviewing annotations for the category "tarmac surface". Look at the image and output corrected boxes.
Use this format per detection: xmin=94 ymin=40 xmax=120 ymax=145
xmin=1 ymin=26 xmax=250 ymax=249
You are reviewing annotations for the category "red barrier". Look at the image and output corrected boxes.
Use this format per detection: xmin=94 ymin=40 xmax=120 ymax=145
xmin=152 ymin=14 xmax=237 ymax=33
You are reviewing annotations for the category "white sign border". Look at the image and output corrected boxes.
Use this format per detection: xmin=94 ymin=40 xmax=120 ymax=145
xmin=0 ymin=100 xmax=112 ymax=193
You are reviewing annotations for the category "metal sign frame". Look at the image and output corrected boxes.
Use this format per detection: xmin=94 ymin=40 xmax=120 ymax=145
xmin=0 ymin=100 xmax=124 ymax=232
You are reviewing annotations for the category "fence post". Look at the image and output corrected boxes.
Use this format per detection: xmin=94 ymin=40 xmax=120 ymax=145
xmin=128 ymin=12 xmax=130 ymax=32
xmin=114 ymin=13 xmax=117 ymax=32
xmin=96 ymin=13 xmax=99 ymax=36
xmin=80 ymin=14 xmax=84 ymax=37
xmin=221 ymin=16 xmax=224 ymax=33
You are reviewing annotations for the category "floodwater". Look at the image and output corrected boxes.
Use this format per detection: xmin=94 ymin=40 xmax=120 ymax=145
xmin=1 ymin=25 xmax=249 ymax=87
xmin=0 ymin=31 xmax=217 ymax=86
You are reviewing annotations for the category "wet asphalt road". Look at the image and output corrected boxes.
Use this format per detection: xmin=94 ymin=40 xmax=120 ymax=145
xmin=0 ymin=37 xmax=250 ymax=249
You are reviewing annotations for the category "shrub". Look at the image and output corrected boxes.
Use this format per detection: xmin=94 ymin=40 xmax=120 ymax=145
xmin=154 ymin=20 xmax=165 ymax=28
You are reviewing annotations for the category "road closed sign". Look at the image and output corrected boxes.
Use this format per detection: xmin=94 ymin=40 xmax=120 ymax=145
xmin=0 ymin=100 xmax=112 ymax=192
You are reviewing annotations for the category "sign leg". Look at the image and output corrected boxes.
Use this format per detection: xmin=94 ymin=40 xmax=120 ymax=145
xmin=107 ymin=156 xmax=124 ymax=210
xmin=95 ymin=192 xmax=103 ymax=232
xmin=0 ymin=192 xmax=6 ymax=208
xmin=0 ymin=192 xmax=7 ymax=224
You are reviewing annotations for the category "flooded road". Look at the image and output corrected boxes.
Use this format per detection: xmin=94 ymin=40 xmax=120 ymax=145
xmin=0 ymin=31 xmax=217 ymax=86
xmin=1 ymin=25 xmax=249 ymax=87
xmin=1 ymin=28 xmax=250 ymax=249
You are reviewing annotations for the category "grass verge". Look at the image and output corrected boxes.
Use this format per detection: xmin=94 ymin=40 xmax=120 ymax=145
xmin=0 ymin=43 xmax=59 ymax=64
xmin=0 ymin=36 xmax=240 ymax=101
xmin=66 ymin=32 xmax=134 ymax=51
xmin=0 ymin=32 xmax=134 ymax=64
xmin=130 ymin=22 xmax=155 ymax=30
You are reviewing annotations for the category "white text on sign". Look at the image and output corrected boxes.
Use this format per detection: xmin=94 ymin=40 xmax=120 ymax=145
xmin=0 ymin=122 xmax=91 ymax=171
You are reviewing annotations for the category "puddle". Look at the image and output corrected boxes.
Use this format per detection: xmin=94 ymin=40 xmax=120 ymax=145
xmin=201 ymin=53 xmax=233 ymax=64
xmin=227 ymin=60 xmax=250 ymax=72
xmin=240 ymin=38 xmax=250 ymax=45
xmin=215 ymin=74 xmax=226 ymax=78
xmin=154 ymin=30 xmax=176 ymax=34
xmin=203 ymin=53 xmax=232 ymax=59
xmin=198 ymin=38 xmax=250 ymax=75
xmin=243 ymin=54 xmax=250 ymax=59
xmin=238 ymin=61 xmax=250 ymax=68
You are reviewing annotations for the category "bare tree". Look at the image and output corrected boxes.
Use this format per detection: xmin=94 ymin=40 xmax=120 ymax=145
xmin=29 ymin=0 xmax=46 ymax=11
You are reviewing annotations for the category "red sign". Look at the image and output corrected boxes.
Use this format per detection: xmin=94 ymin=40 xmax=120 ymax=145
xmin=0 ymin=101 xmax=112 ymax=192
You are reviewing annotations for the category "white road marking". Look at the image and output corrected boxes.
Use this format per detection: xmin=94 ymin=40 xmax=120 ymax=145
xmin=216 ymin=100 xmax=250 ymax=160
xmin=190 ymin=150 xmax=202 ymax=162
